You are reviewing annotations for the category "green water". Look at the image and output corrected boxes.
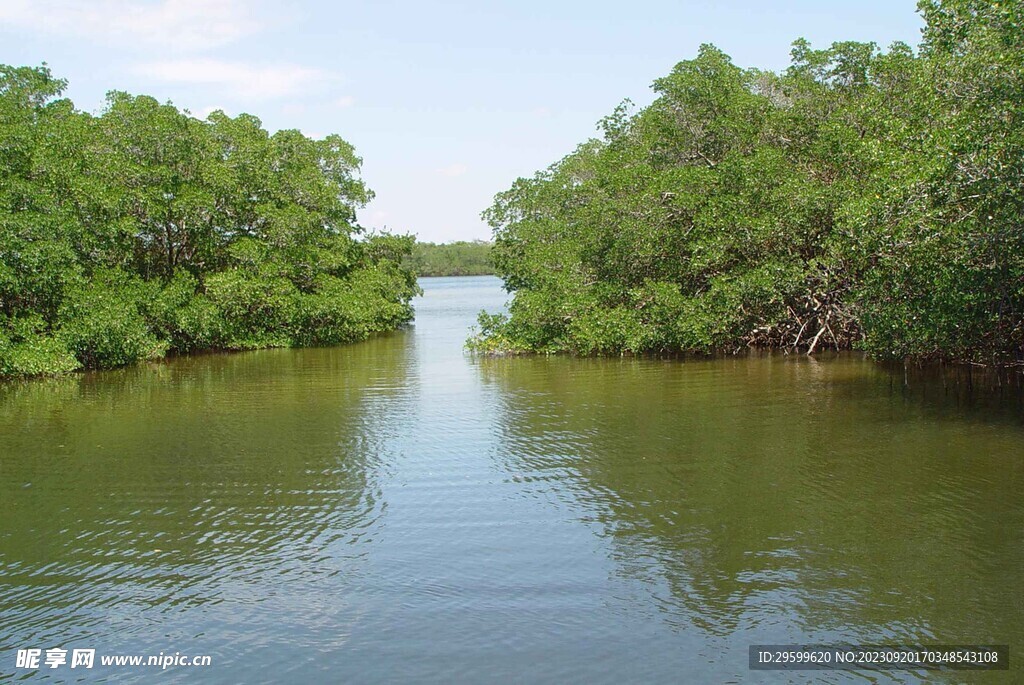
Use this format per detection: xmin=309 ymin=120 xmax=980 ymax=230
xmin=1 ymin=276 xmax=1022 ymax=683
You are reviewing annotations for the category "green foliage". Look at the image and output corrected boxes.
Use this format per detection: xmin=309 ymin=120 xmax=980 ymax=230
xmin=57 ymin=270 xmax=164 ymax=369
xmin=466 ymin=312 xmax=529 ymax=355
xmin=0 ymin=66 xmax=417 ymax=377
xmin=0 ymin=315 xmax=78 ymax=377
xmin=476 ymin=1 xmax=1024 ymax=364
xmin=202 ymin=269 xmax=297 ymax=350
xmin=406 ymin=240 xmax=493 ymax=276
xmin=173 ymin=294 xmax=229 ymax=353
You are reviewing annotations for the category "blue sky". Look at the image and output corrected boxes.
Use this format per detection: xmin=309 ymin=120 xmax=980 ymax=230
xmin=1 ymin=1 xmax=924 ymax=242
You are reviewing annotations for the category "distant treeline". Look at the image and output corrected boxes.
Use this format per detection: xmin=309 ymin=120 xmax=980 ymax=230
xmin=0 ymin=65 xmax=418 ymax=378
xmin=471 ymin=0 xmax=1024 ymax=365
xmin=407 ymin=241 xmax=493 ymax=277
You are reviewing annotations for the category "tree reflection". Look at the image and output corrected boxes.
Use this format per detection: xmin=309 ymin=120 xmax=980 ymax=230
xmin=0 ymin=331 xmax=416 ymax=655
xmin=478 ymin=353 xmax=1024 ymax=648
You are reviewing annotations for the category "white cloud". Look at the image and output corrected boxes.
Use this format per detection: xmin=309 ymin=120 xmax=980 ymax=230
xmin=133 ymin=59 xmax=334 ymax=100
xmin=333 ymin=95 xmax=356 ymax=109
xmin=0 ymin=0 xmax=263 ymax=51
xmin=435 ymin=163 xmax=468 ymax=178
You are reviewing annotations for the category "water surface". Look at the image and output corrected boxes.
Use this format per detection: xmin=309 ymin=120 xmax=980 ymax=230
xmin=1 ymin=276 xmax=1022 ymax=682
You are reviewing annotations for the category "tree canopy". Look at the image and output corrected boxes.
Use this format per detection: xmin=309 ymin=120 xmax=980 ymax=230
xmin=406 ymin=241 xmax=493 ymax=277
xmin=0 ymin=65 xmax=419 ymax=377
xmin=471 ymin=0 xmax=1024 ymax=364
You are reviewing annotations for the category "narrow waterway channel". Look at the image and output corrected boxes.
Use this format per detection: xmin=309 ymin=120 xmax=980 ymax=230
xmin=1 ymin=276 xmax=1021 ymax=683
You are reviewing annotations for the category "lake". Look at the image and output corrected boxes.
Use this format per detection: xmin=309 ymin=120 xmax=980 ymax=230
xmin=1 ymin=275 xmax=1022 ymax=683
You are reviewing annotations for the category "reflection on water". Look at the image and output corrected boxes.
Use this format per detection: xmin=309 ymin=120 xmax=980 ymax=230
xmin=1 ymin=276 xmax=1022 ymax=683
xmin=479 ymin=354 xmax=1024 ymax=682
xmin=0 ymin=337 xmax=415 ymax=682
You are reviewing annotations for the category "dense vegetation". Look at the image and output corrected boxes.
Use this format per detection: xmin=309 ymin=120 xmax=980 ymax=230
xmin=406 ymin=240 xmax=493 ymax=276
xmin=0 ymin=66 xmax=419 ymax=377
xmin=471 ymin=0 xmax=1024 ymax=364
